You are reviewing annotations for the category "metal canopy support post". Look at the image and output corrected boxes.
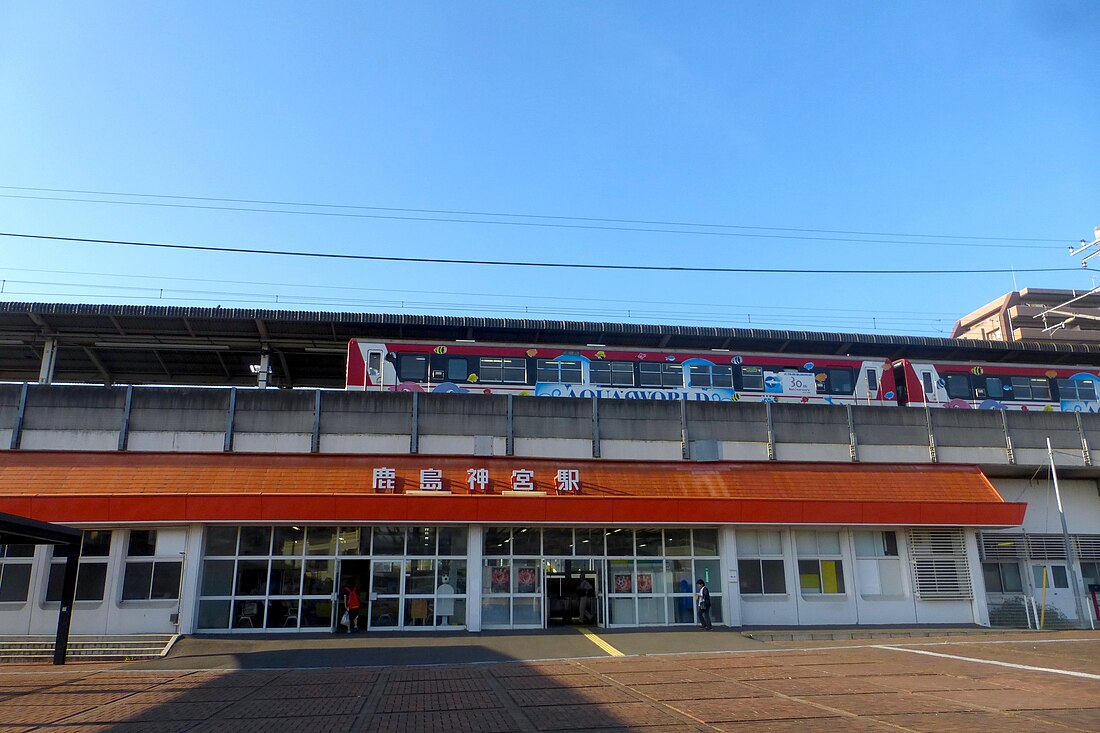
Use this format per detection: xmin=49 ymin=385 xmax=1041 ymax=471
xmin=1 ymin=511 xmax=88 ymax=667
xmin=53 ymin=542 xmax=80 ymax=665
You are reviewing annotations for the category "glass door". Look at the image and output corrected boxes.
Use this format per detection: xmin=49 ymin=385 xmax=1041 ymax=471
xmin=369 ymin=559 xmax=402 ymax=628
xmin=544 ymin=558 xmax=600 ymax=627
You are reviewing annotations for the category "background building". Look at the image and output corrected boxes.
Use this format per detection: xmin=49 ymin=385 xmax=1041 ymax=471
xmin=953 ymin=288 xmax=1100 ymax=344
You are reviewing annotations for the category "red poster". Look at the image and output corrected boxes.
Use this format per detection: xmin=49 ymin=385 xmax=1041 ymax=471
xmin=490 ymin=567 xmax=510 ymax=593
xmin=614 ymin=574 xmax=632 ymax=593
xmin=517 ymin=566 xmax=537 ymax=593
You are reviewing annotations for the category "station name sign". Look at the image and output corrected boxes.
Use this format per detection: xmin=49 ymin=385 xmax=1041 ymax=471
xmin=371 ymin=467 xmax=581 ymax=495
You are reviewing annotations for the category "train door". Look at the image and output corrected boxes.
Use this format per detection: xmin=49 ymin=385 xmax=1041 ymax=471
xmin=920 ymin=369 xmax=937 ymax=405
xmin=346 ymin=341 xmax=387 ymax=390
xmin=366 ymin=349 xmax=383 ymax=390
xmin=1030 ymin=563 xmax=1078 ymax=621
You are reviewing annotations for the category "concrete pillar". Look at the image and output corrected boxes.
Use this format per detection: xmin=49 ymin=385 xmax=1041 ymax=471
xmin=467 ymin=525 xmax=483 ymax=632
xmin=176 ymin=525 xmax=206 ymax=635
xmin=720 ymin=526 xmax=741 ymax=627
xmin=38 ymin=338 xmax=58 ymax=384
xmin=965 ymin=528 xmax=991 ymax=627
xmin=256 ymin=352 xmax=271 ymax=389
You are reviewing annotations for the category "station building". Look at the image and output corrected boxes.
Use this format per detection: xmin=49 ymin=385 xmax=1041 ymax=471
xmin=0 ymin=303 xmax=1098 ymax=636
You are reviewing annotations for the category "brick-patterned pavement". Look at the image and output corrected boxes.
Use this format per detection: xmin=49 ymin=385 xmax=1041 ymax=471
xmin=0 ymin=634 xmax=1098 ymax=731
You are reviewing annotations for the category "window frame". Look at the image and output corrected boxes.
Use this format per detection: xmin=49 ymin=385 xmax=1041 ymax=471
xmin=536 ymin=358 xmax=583 ymax=384
xmin=1056 ymin=378 xmax=1097 ymax=402
xmin=589 ymin=361 xmax=635 ymax=387
xmin=639 ymin=362 xmax=684 ymax=388
xmin=736 ymin=529 xmax=787 ymax=596
xmin=0 ymin=544 xmax=36 ymax=603
xmin=687 ymin=364 xmax=733 ymax=388
xmin=45 ymin=530 xmax=114 ymax=604
xmin=478 ymin=357 xmax=528 ymax=384
xmin=121 ymin=529 xmax=183 ymax=603
xmin=795 ymin=530 xmax=846 ymax=596
xmin=853 ymin=530 xmax=904 ymax=599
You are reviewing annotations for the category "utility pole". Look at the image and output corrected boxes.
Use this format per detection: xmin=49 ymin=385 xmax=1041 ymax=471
xmin=1046 ymin=437 xmax=1090 ymax=628
xmin=1039 ymin=226 xmax=1100 ymax=335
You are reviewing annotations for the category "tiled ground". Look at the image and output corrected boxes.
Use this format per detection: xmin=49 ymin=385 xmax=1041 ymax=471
xmin=0 ymin=636 xmax=1098 ymax=732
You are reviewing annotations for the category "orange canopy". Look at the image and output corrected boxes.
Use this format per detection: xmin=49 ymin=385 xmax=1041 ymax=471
xmin=0 ymin=452 xmax=1024 ymax=527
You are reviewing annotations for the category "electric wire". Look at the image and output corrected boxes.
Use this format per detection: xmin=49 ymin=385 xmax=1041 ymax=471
xmin=0 ymin=184 xmax=1066 ymax=244
xmin=0 ymin=286 xmax=953 ymax=334
xmin=0 ymin=266 xmax=962 ymax=318
xmin=0 ymin=193 xmax=1063 ymax=250
xmin=0 ymin=232 xmax=1084 ymax=276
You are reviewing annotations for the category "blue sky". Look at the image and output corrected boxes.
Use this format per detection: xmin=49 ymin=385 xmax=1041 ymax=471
xmin=1 ymin=2 xmax=1098 ymax=337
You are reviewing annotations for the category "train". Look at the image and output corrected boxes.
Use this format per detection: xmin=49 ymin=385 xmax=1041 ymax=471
xmin=346 ymin=339 xmax=1100 ymax=412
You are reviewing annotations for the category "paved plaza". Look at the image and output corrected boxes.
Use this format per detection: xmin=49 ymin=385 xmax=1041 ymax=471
xmin=0 ymin=631 xmax=1098 ymax=732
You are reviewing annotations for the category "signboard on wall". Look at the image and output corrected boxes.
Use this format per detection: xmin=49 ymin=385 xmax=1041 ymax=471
xmin=535 ymin=383 xmax=735 ymax=401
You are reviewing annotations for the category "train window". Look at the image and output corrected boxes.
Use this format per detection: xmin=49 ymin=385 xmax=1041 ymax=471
xmin=1056 ymin=378 xmax=1097 ymax=402
xmin=945 ymin=374 xmax=971 ymax=399
xmin=536 ymin=359 xmax=582 ymax=384
xmin=479 ymin=357 xmax=527 ymax=384
xmin=688 ymin=364 xmax=733 ymax=388
xmin=985 ymin=377 xmax=1004 ymax=400
xmin=921 ymin=372 xmax=934 ymax=398
xmin=639 ymin=362 xmax=683 ymax=388
xmin=446 ymin=358 xmax=468 ymax=382
xmin=822 ymin=365 xmax=853 ymax=394
xmin=740 ymin=366 xmax=764 ymax=391
xmin=1010 ymin=376 xmax=1051 ymax=401
xmin=368 ymin=351 xmax=382 ymax=374
xmin=866 ymin=369 xmax=878 ymax=393
xmin=398 ymin=355 xmax=428 ymax=383
xmin=591 ymin=361 xmax=634 ymax=386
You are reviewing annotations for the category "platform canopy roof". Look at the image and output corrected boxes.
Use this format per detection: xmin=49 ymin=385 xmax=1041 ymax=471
xmin=3 ymin=301 xmax=1100 ymax=388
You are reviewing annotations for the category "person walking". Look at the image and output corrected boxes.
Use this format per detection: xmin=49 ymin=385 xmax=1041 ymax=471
xmin=695 ymin=579 xmax=713 ymax=630
xmin=341 ymin=579 xmax=361 ymax=633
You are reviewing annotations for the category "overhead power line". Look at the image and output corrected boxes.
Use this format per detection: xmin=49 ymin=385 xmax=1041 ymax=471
xmin=0 ymin=266 xmax=960 ymax=318
xmin=0 ymin=182 xmax=1064 ymax=242
xmin=0 ymin=231 xmax=1083 ymax=276
xmin=0 ymin=190 xmax=1063 ymax=250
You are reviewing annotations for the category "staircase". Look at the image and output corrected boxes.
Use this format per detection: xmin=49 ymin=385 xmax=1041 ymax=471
xmin=0 ymin=634 xmax=177 ymax=663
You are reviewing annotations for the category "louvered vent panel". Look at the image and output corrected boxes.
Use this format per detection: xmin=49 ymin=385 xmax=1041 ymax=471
xmin=1073 ymin=535 xmax=1100 ymax=560
xmin=907 ymin=528 xmax=973 ymax=600
xmin=1026 ymin=535 xmax=1067 ymax=560
xmin=978 ymin=532 xmax=1026 ymax=560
